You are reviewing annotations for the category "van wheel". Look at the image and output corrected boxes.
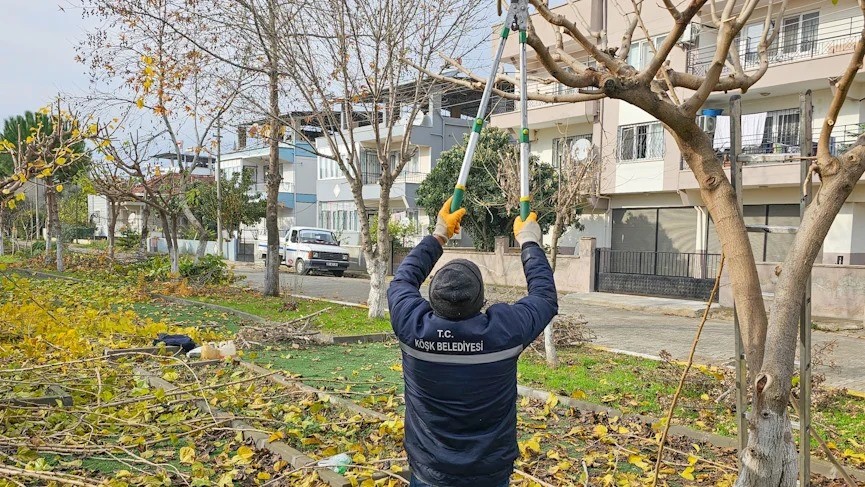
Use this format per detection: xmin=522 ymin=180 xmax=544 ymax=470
xmin=295 ymin=259 xmax=310 ymax=275
xmin=332 ymin=270 xmax=344 ymax=277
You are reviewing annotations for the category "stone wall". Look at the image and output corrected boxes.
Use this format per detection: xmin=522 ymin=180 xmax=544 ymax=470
xmin=719 ymin=262 xmax=865 ymax=321
xmin=432 ymin=237 xmax=597 ymax=294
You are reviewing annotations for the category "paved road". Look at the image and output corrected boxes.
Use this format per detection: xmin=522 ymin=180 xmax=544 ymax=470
xmin=234 ymin=265 xmax=375 ymax=304
xmin=233 ymin=264 xmax=865 ymax=391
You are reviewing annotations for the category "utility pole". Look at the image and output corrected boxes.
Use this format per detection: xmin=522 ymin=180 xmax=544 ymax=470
xmin=216 ymin=117 xmax=224 ymax=257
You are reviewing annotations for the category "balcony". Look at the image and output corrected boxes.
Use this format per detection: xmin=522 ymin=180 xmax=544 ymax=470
xmin=711 ymin=122 xmax=862 ymax=164
xmin=250 ymin=181 xmax=295 ymax=195
xmin=360 ymin=170 xmax=427 ymax=185
xmin=490 ymin=73 xmax=596 ymax=129
xmin=686 ymin=17 xmax=862 ymax=77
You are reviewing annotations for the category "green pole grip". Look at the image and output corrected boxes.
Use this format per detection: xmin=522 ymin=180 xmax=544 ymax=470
xmin=451 ymin=187 xmax=465 ymax=212
xmin=520 ymin=200 xmax=530 ymax=221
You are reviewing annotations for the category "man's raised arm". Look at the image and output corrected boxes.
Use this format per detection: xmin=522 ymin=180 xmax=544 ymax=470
xmin=387 ymin=198 xmax=466 ymax=330
xmin=510 ymin=213 xmax=558 ymax=346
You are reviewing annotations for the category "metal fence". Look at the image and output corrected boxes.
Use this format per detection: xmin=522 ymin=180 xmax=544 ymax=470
xmin=686 ymin=18 xmax=862 ymax=76
xmin=711 ymin=122 xmax=863 ymax=160
xmin=596 ymin=249 xmax=722 ymax=279
xmin=360 ymin=170 xmax=427 ymax=185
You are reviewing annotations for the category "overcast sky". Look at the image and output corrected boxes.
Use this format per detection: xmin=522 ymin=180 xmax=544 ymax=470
xmin=0 ymin=2 xmax=92 ymax=122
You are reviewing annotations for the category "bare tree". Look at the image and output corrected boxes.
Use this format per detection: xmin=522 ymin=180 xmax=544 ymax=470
xmin=97 ymin=0 xmax=308 ymax=297
xmin=88 ymin=158 xmax=135 ymax=259
xmin=416 ymin=0 xmax=865 ymax=483
xmin=497 ymin=141 xmax=596 ymax=367
xmin=79 ymin=0 xmax=246 ymax=260
xmin=275 ymin=0 xmax=484 ymax=317
xmin=95 ymin=125 xmax=188 ymax=273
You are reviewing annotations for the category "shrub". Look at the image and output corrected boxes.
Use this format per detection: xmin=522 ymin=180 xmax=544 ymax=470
xmin=131 ymin=253 xmax=234 ymax=285
xmin=118 ymin=230 xmax=140 ymax=251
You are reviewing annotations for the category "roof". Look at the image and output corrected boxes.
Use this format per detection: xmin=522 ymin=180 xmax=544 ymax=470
xmin=152 ymin=152 xmax=217 ymax=168
xmin=129 ymin=172 xmax=213 ymax=197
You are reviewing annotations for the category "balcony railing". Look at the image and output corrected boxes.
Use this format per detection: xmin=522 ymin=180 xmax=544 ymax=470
xmin=499 ymin=60 xmax=595 ymax=112
xmin=686 ymin=18 xmax=862 ymax=76
xmin=249 ymin=181 xmax=295 ymax=194
xmin=711 ymin=123 xmax=863 ymax=161
xmin=360 ymin=170 xmax=427 ymax=185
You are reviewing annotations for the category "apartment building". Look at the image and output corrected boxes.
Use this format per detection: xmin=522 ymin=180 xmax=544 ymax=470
xmin=220 ymin=135 xmax=318 ymax=236
xmin=490 ymin=0 xmax=865 ymax=299
xmin=315 ymin=87 xmax=489 ymax=246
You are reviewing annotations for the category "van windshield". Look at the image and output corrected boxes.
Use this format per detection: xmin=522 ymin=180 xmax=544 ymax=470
xmin=298 ymin=230 xmax=337 ymax=245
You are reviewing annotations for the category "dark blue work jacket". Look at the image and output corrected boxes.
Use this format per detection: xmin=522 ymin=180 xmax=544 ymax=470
xmin=387 ymin=235 xmax=558 ymax=487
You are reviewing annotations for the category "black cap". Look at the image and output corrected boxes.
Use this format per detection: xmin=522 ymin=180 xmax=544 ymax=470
xmin=429 ymin=259 xmax=484 ymax=320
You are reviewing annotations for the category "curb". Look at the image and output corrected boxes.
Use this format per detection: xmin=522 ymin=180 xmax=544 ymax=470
xmin=291 ymin=293 xmax=370 ymax=310
xmin=516 ymin=384 xmax=865 ymax=482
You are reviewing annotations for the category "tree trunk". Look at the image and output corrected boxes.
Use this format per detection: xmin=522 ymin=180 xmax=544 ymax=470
xmin=45 ymin=180 xmax=63 ymax=271
xmin=140 ymin=204 xmax=150 ymax=256
xmin=673 ymin=124 xmax=768 ymax=376
xmin=44 ymin=180 xmax=54 ymax=264
xmin=0 ymin=206 xmax=5 ymax=256
xmin=171 ymin=216 xmax=180 ymax=275
xmin=181 ymin=199 xmax=208 ymax=260
xmin=107 ymin=198 xmax=118 ymax=260
xmin=543 ymin=218 xmax=564 ymax=368
xmin=263 ymin=67 xmax=281 ymax=297
xmin=367 ymin=187 xmax=392 ymax=318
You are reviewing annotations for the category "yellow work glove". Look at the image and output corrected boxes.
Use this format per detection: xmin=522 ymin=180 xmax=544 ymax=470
xmin=514 ymin=212 xmax=542 ymax=247
xmin=434 ymin=197 xmax=467 ymax=241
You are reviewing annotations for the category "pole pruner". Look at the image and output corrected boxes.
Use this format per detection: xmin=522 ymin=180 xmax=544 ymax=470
xmin=450 ymin=0 xmax=533 ymax=221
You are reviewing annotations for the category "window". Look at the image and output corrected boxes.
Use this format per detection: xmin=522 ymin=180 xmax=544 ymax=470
xmin=628 ymin=35 xmax=667 ymax=70
xmin=289 ymin=230 xmax=298 ymax=243
xmin=318 ymin=202 xmax=360 ymax=232
xmin=763 ymin=108 xmax=800 ymax=152
xmin=319 ymin=159 xmax=343 ymax=180
xmin=552 ymin=134 xmax=592 ymax=168
xmin=781 ymin=12 xmax=819 ymax=56
xmin=739 ymin=23 xmax=765 ymax=68
xmin=618 ymin=122 xmax=664 ymax=162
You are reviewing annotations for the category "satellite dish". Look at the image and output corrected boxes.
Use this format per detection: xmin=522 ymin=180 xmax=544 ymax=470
xmin=572 ymin=138 xmax=592 ymax=161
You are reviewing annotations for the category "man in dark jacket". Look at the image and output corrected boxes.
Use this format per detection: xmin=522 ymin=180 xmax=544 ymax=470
xmin=388 ymin=198 xmax=558 ymax=487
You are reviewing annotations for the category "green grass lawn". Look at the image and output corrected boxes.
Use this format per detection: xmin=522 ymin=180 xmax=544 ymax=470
xmin=191 ymin=291 xmax=392 ymax=336
xmin=131 ymin=299 xmax=250 ymax=334
xmin=250 ymin=341 xmax=865 ymax=466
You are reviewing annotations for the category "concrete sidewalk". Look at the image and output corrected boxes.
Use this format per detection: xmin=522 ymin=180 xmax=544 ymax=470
xmin=560 ymin=292 xmax=865 ymax=392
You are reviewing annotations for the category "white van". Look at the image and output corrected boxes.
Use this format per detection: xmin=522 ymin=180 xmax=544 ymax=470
xmin=258 ymin=226 xmax=351 ymax=277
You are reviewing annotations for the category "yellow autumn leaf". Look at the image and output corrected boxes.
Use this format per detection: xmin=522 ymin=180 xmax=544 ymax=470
xmin=256 ymin=472 xmax=272 ymax=481
xmin=15 ymin=192 xmax=25 ymax=201
xmin=235 ymin=445 xmax=254 ymax=464
xmin=688 ymin=455 xmax=699 ymax=466
xmin=136 ymin=98 xmax=145 ymax=109
xmin=55 ymin=184 xmax=63 ymax=193
xmin=628 ymin=454 xmax=650 ymax=471
xmin=389 ymin=363 xmax=402 ymax=372
xmin=570 ymin=389 xmax=587 ymax=400
xmin=680 ymin=466 xmax=695 ymax=481
xmin=178 ymin=446 xmax=196 ymax=465
xmin=7 ymin=200 xmax=16 ymax=210
xmin=518 ymin=435 xmax=541 ymax=457
xmin=268 ymin=431 xmax=285 ymax=443
xmin=593 ymin=425 xmax=608 ymax=437
xmin=56 ymin=157 xmax=67 ymax=166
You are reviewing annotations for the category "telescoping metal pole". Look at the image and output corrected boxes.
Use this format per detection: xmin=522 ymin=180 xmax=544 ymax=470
xmin=515 ymin=0 xmax=531 ymax=220
xmin=450 ymin=0 xmax=526 ymax=213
